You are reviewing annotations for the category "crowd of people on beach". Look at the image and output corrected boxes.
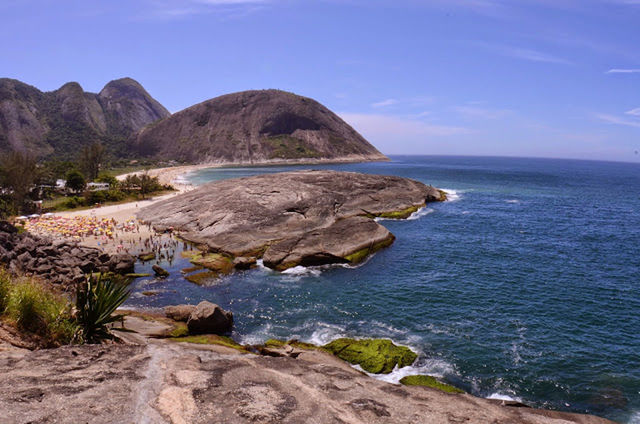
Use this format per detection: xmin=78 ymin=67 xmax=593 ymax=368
xmin=20 ymin=215 xmax=141 ymax=243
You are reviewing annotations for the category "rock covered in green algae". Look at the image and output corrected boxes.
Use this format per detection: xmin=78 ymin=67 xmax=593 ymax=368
xmin=399 ymin=375 xmax=465 ymax=393
xmin=322 ymin=338 xmax=417 ymax=374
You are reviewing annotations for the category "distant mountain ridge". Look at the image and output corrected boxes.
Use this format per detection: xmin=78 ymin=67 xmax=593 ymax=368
xmin=0 ymin=79 xmax=386 ymax=165
xmin=0 ymin=77 xmax=170 ymax=159
xmin=133 ymin=89 xmax=387 ymax=164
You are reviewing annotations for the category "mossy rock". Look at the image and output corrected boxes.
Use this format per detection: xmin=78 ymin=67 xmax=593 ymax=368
xmin=190 ymin=253 xmax=233 ymax=273
xmin=343 ymin=236 xmax=395 ymax=264
xmin=180 ymin=250 xmax=200 ymax=258
xmin=399 ymin=375 xmax=464 ymax=394
xmin=264 ymin=338 xmax=320 ymax=351
xmin=377 ymin=204 xmax=424 ymax=219
xmin=138 ymin=252 xmax=156 ymax=262
xmin=141 ymin=290 xmax=159 ymax=297
xmin=180 ymin=266 xmax=203 ymax=274
xmin=170 ymin=334 xmax=250 ymax=353
xmin=438 ymin=190 xmax=448 ymax=201
xmin=323 ymin=338 xmax=417 ymax=374
xmin=168 ymin=322 xmax=189 ymax=338
xmin=184 ymin=271 xmax=219 ymax=285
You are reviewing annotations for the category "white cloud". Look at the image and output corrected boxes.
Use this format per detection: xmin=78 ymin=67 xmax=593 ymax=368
xmin=606 ymin=68 xmax=640 ymax=74
xmin=596 ymin=113 xmax=640 ymax=128
xmin=371 ymin=99 xmax=399 ymax=108
xmin=626 ymin=108 xmax=640 ymax=116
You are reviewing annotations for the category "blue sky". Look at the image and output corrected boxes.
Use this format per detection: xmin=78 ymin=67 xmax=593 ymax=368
xmin=1 ymin=0 xmax=639 ymax=162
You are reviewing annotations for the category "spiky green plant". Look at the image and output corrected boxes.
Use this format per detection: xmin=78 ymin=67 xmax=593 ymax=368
xmin=75 ymin=274 xmax=130 ymax=344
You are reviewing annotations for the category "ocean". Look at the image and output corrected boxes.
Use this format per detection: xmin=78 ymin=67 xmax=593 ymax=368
xmin=125 ymin=156 xmax=640 ymax=423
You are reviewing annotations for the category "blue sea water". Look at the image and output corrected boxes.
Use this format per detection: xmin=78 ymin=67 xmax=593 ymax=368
xmin=125 ymin=156 xmax=640 ymax=423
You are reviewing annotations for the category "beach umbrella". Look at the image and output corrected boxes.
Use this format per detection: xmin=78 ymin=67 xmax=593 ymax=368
xmin=16 ymin=216 xmax=28 ymax=220
xmin=43 ymin=213 xmax=54 ymax=217
xmin=28 ymin=214 xmax=40 ymax=218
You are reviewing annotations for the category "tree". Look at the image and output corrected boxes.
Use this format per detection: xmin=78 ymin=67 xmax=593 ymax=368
xmin=65 ymin=170 xmax=86 ymax=193
xmin=139 ymin=173 xmax=156 ymax=199
xmin=0 ymin=150 xmax=37 ymax=214
xmin=79 ymin=143 xmax=105 ymax=181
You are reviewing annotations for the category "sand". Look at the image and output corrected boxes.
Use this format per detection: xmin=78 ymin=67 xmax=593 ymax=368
xmin=46 ymin=164 xmax=211 ymax=253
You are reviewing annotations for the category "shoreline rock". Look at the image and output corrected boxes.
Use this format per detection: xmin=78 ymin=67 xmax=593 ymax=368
xmin=137 ymin=170 xmax=445 ymax=273
xmin=0 ymin=221 xmax=135 ymax=289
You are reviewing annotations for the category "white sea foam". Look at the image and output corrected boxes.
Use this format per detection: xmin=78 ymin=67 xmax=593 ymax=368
xmin=308 ymin=323 xmax=348 ymax=345
xmin=628 ymin=412 xmax=640 ymax=424
xmin=281 ymin=266 xmax=322 ymax=276
xmin=441 ymin=188 xmax=461 ymax=202
xmin=372 ymin=357 xmax=458 ymax=384
xmin=505 ymin=199 xmax=520 ymax=204
xmin=487 ymin=393 xmax=523 ymax=402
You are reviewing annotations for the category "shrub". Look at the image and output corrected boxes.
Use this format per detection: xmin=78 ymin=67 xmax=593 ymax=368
xmin=104 ymin=189 xmax=126 ymax=202
xmin=3 ymin=276 xmax=75 ymax=344
xmin=75 ymin=274 xmax=130 ymax=344
xmin=0 ymin=268 xmax=11 ymax=313
xmin=85 ymin=190 xmax=106 ymax=205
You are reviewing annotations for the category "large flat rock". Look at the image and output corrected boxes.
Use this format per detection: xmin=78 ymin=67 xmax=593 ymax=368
xmin=0 ymin=341 xmax=615 ymax=424
xmin=137 ymin=170 xmax=445 ymax=270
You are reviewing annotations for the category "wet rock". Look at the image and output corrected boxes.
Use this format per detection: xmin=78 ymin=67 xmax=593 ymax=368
xmin=186 ymin=301 xmax=233 ymax=335
xmin=232 ymin=256 xmax=256 ymax=270
xmin=152 ymin=264 xmax=169 ymax=277
xmin=323 ymin=338 xmax=417 ymax=374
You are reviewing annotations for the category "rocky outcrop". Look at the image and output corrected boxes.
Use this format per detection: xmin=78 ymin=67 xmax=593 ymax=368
xmin=0 ymin=77 xmax=169 ymax=158
xmin=164 ymin=305 xmax=196 ymax=322
xmin=133 ymin=89 xmax=388 ymax=164
xmin=186 ymin=301 xmax=233 ymax=335
xmin=137 ymin=170 xmax=445 ymax=271
xmin=0 ymin=341 xmax=616 ymax=423
xmin=0 ymin=221 xmax=135 ymax=288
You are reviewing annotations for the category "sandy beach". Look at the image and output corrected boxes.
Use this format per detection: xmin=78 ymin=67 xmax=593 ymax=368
xmin=23 ymin=164 xmax=212 ymax=254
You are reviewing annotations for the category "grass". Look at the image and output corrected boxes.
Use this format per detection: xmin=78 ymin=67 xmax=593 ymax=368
xmin=399 ymin=375 xmax=465 ymax=394
xmin=0 ymin=269 xmax=75 ymax=345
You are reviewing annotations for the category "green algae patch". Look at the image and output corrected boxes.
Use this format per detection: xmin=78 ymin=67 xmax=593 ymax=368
xmin=180 ymin=266 xmax=203 ymax=274
xmin=323 ymin=338 xmax=417 ymax=374
xmin=264 ymin=339 xmax=321 ymax=351
xmin=190 ymin=253 xmax=233 ymax=273
xmin=180 ymin=249 xmax=201 ymax=258
xmin=438 ymin=190 xmax=448 ymax=201
xmin=399 ymin=375 xmax=464 ymax=394
xmin=377 ymin=204 xmax=424 ymax=220
xmin=170 ymin=334 xmax=250 ymax=353
xmin=184 ymin=271 xmax=219 ymax=285
xmin=343 ymin=235 xmax=395 ymax=264
xmin=138 ymin=253 xmax=156 ymax=262
xmin=168 ymin=322 xmax=189 ymax=338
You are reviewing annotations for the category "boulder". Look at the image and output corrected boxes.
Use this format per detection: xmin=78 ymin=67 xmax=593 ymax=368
xmin=152 ymin=264 xmax=169 ymax=277
xmin=109 ymin=254 xmax=135 ymax=274
xmin=233 ymin=256 xmax=257 ymax=270
xmin=0 ymin=221 xmax=18 ymax=234
xmin=186 ymin=301 xmax=233 ymax=335
xmin=164 ymin=304 xmax=196 ymax=322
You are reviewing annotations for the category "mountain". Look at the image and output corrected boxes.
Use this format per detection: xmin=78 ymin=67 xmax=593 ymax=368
xmin=133 ymin=89 xmax=387 ymax=164
xmin=0 ymin=77 xmax=169 ymax=159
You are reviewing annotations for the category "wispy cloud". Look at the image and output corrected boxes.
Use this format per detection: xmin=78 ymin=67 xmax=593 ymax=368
xmin=626 ymin=108 xmax=640 ymax=116
xmin=606 ymin=68 xmax=640 ymax=74
xmin=475 ymin=42 xmax=572 ymax=65
xmin=371 ymin=99 xmax=399 ymax=108
xmin=454 ymin=105 xmax=512 ymax=120
xmin=142 ymin=0 xmax=267 ymax=19
xmin=340 ymin=113 xmax=471 ymax=138
xmin=596 ymin=113 xmax=640 ymax=128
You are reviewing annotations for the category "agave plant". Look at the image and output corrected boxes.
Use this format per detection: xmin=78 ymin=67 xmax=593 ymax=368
xmin=75 ymin=274 xmax=130 ymax=344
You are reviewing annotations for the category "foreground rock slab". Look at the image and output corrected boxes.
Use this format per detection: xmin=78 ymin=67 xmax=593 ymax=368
xmin=0 ymin=342 xmax=615 ymax=424
xmin=137 ymin=170 xmax=444 ymax=270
